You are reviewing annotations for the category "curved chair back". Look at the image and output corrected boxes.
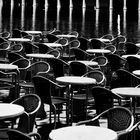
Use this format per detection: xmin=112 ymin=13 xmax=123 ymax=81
xmin=11 ymin=94 xmax=41 ymax=133
xmin=78 ymin=37 xmax=90 ymax=51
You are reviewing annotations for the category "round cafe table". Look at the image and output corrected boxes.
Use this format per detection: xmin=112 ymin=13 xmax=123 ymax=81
xmin=49 ymin=125 xmax=117 ymax=140
xmin=111 ymin=87 xmax=140 ymax=115
xmin=24 ymin=31 xmax=42 ymax=35
xmin=0 ymin=103 xmax=24 ymax=120
xmin=86 ymin=49 xmax=111 ymax=54
xmin=56 ymin=76 xmax=96 ymax=125
xmin=0 ymin=64 xmax=18 ymax=70
xmin=132 ymin=70 xmax=140 ymax=76
xmin=8 ymin=38 xmax=31 ymax=42
xmin=43 ymin=43 xmax=62 ymax=48
xmin=122 ymin=54 xmax=140 ymax=59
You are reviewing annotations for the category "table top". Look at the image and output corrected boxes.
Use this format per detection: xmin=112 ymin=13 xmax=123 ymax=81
xmin=25 ymin=31 xmax=42 ymax=34
xmin=111 ymin=87 xmax=140 ymax=97
xmin=56 ymin=76 xmax=96 ymax=85
xmin=86 ymin=49 xmax=111 ymax=54
xmin=56 ymin=34 xmax=76 ymax=38
xmin=8 ymin=38 xmax=31 ymax=42
xmin=43 ymin=43 xmax=62 ymax=47
xmin=68 ymin=60 xmax=98 ymax=66
xmin=49 ymin=125 xmax=117 ymax=140
xmin=0 ymin=64 xmax=18 ymax=70
xmin=26 ymin=53 xmax=55 ymax=59
xmin=122 ymin=54 xmax=140 ymax=59
xmin=0 ymin=103 xmax=24 ymax=120
xmin=89 ymin=38 xmax=111 ymax=43
xmin=132 ymin=70 xmax=140 ymax=76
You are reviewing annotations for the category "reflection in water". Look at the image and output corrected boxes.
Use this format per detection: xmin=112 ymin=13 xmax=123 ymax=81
xmin=0 ymin=2 xmax=140 ymax=42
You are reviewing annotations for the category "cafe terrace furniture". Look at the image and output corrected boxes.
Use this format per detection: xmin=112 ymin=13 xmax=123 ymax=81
xmin=7 ymin=129 xmax=41 ymax=140
xmin=32 ymin=75 xmax=68 ymax=129
xmin=111 ymin=87 xmax=140 ymax=115
xmin=8 ymin=38 xmax=31 ymax=43
xmin=86 ymin=49 xmax=111 ymax=55
xmin=56 ymin=34 xmax=77 ymax=39
xmin=49 ymin=125 xmax=117 ymax=140
xmin=0 ymin=103 xmax=24 ymax=120
xmin=125 ymin=56 xmax=140 ymax=72
xmin=26 ymin=53 xmax=54 ymax=61
xmin=43 ymin=43 xmax=62 ymax=48
xmin=11 ymin=94 xmax=41 ymax=133
xmin=25 ymin=31 xmax=42 ymax=35
xmin=76 ymin=106 xmax=134 ymax=137
xmin=56 ymin=76 xmax=96 ymax=125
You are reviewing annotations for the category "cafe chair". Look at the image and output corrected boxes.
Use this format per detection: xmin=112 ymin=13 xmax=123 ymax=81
xmin=11 ymin=58 xmax=31 ymax=81
xmin=47 ymin=57 xmax=69 ymax=81
xmin=78 ymin=36 xmax=91 ymax=51
xmin=46 ymin=33 xmax=59 ymax=43
xmin=89 ymin=38 xmax=106 ymax=49
xmin=11 ymin=94 xmax=41 ymax=133
xmin=68 ymin=31 xmax=79 ymax=38
xmin=19 ymin=61 xmax=50 ymax=94
xmin=0 ymin=31 xmax=11 ymax=40
xmin=22 ymin=42 xmax=39 ymax=55
xmin=70 ymin=47 xmax=95 ymax=60
xmin=0 ymin=42 xmax=10 ymax=50
xmin=7 ymin=129 xmax=41 ymax=140
xmin=124 ymin=42 xmax=139 ymax=55
xmin=46 ymin=49 xmax=61 ymax=58
xmin=100 ymin=34 xmax=114 ymax=41
xmin=8 ymin=52 xmax=25 ymax=63
xmin=12 ymin=29 xmax=22 ymax=38
xmin=115 ymin=42 xmax=126 ymax=56
xmin=33 ymin=43 xmax=53 ymax=54
xmin=82 ymin=70 xmax=107 ymax=87
xmin=32 ymin=75 xmax=68 ymax=129
xmin=76 ymin=106 xmax=134 ymax=136
xmin=126 ymin=56 xmax=140 ymax=72
xmin=104 ymin=44 xmax=116 ymax=54
xmin=23 ymin=34 xmax=34 ymax=42
xmin=69 ymin=61 xmax=88 ymax=76
xmin=51 ymin=29 xmax=62 ymax=35
xmin=8 ymin=43 xmax=24 ymax=54
xmin=111 ymin=35 xmax=127 ymax=47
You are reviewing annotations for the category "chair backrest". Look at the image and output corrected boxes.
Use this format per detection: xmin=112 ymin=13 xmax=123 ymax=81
xmin=47 ymin=49 xmax=60 ymax=58
xmin=8 ymin=52 xmax=25 ymax=63
xmin=22 ymin=42 xmax=39 ymax=55
xmin=82 ymin=70 xmax=106 ymax=87
xmin=125 ymin=42 xmax=139 ymax=55
xmin=0 ymin=31 xmax=11 ymax=39
xmin=9 ymin=43 xmax=24 ymax=54
xmin=46 ymin=33 xmax=59 ymax=43
xmin=34 ymin=43 xmax=53 ymax=54
xmin=105 ymin=107 xmax=134 ymax=132
xmin=7 ymin=129 xmax=41 ymax=140
xmin=89 ymin=38 xmax=106 ymax=49
xmin=104 ymin=45 xmax=116 ymax=54
xmin=92 ymin=56 xmax=108 ymax=67
xmin=32 ymin=75 xmax=57 ymax=104
xmin=110 ymin=69 xmax=140 ymax=89
xmin=11 ymin=94 xmax=41 ymax=133
xmin=55 ymin=38 xmax=68 ymax=46
xmin=12 ymin=29 xmax=22 ymax=38
xmin=47 ymin=57 xmax=69 ymax=78
xmin=126 ymin=56 xmax=140 ymax=72
xmin=68 ymin=40 xmax=80 ymax=48
xmin=111 ymin=35 xmax=126 ymax=46
xmin=100 ymin=34 xmax=114 ymax=41
xmin=107 ymin=54 xmax=126 ymax=72
xmin=78 ymin=37 xmax=90 ymax=51
xmin=25 ymin=61 xmax=50 ymax=81
xmin=68 ymin=31 xmax=79 ymax=38
xmin=11 ymin=58 xmax=31 ymax=80
xmin=69 ymin=61 xmax=88 ymax=76
xmin=0 ymin=42 xmax=10 ymax=50
xmin=91 ymin=86 xmax=122 ymax=114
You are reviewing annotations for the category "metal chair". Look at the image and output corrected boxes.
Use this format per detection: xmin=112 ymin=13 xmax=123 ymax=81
xmin=7 ymin=129 xmax=41 ymax=140
xmin=32 ymin=75 xmax=68 ymax=129
xmin=11 ymin=94 xmax=41 ymax=133
xmin=76 ymin=106 xmax=134 ymax=136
